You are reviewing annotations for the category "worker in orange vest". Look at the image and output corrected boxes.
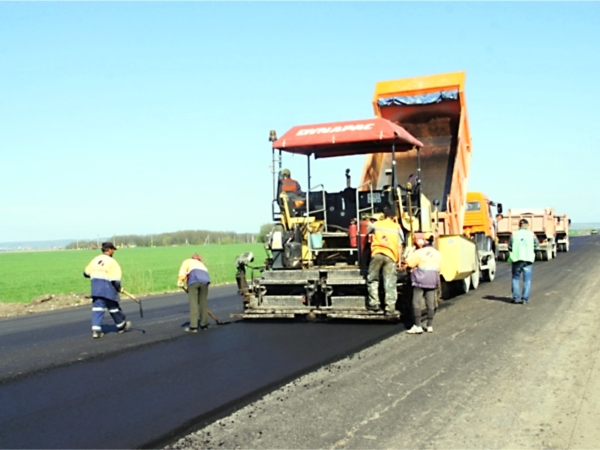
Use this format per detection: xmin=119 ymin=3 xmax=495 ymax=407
xmin=366 ymin=206 xmax=405 ymax=314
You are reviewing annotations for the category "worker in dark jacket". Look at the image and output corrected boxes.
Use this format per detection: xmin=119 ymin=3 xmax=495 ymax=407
xmin=84 ymin=242 xmax=131 ymax=339
xmin=178 ymin=253 xmax=211 ymax=332
xmin=509 ymin=219 xmax=539 ymax=304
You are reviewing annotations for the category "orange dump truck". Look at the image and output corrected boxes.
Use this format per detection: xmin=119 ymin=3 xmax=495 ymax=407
xmin=497 ymin=208 xmax=557 ymax=261
xmin=361 ymin=71 xmax=481 ymax=294
xmin=555 ymin=214 xmax=570 ymax=252
xmin=463 ymin=192 xmax=503 ymax=282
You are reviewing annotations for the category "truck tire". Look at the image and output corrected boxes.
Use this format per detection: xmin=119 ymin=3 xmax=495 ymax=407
xmin=440 ymin=280 xmax=452 ymax=300
xmin=536 ymin=250 xmax=543 ymax=261
xmin=460 ymin=276 xmax=471 ymax=294
xmin=471 ymin=262 xmax=480 ymax=290
xmin=482 ymin=257 xmax=496 ymax=282
xmin=499 ymin=252 xmax=507 ymax=262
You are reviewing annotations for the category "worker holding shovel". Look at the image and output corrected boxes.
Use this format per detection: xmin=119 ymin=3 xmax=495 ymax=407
xmin=83 ymin=242 xmax=132 ymax=339
xmin=177 ymin=253 xmax=211 ymax=332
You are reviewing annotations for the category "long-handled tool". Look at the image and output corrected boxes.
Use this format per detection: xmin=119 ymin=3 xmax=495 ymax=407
xmin=121 ymin=289 xmax=143 ymax=318
xmin=181 ymin=287 xmax=231 ymax=325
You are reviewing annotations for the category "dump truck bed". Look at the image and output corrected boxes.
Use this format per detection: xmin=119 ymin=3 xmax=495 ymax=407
xmin=361 ymin=72 xmax=471 ymax=235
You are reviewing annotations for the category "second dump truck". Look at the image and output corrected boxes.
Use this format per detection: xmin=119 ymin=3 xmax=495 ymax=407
xmin=463 ymin=192 xmax=503 ymax=282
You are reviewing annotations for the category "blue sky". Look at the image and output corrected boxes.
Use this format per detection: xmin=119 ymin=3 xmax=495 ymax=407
xmin=1 ymin=2 xmax=598 ymax=242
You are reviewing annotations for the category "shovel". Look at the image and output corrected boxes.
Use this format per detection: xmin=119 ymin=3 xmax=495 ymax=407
xmin=121 ymin=289 xmax=143 ymax=318
xmin=181 ymin=286 xmax=231 ymax=325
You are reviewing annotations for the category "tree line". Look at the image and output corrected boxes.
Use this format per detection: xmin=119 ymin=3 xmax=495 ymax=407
xmin=64 ymin=228 xmax=270 ymax=250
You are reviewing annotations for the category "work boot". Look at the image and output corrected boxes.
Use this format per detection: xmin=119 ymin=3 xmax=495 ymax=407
xmin=200 ymin=325 xmax=209 ymax=330
xmin=185 ymin=327 xmax=198 ymax=333
xmin=118 ymin=321 xmax=132 ymax=334
xmin=92 ymin=331 xmax=104 ymax=339
xmin=406 ymin=325 xmax=423 ymax=334
xmin=366 ymin=304 xmax=380 ymax=312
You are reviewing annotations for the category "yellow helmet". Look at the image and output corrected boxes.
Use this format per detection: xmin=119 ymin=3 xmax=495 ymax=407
xmin=282 ymin=168 xmax=291 ymax=177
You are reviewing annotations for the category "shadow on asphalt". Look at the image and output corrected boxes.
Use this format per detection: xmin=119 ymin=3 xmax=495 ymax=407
xmin=482 ymin=295 xmax=514 ymax=304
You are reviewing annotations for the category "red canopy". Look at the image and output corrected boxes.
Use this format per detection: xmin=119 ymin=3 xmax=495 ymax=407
xmin=272 ymin=118 xmax=423 ymax=159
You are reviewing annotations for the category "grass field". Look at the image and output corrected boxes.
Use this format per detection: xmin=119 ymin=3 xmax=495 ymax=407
xmin=0 ymin=243 xmax=266 ymax=304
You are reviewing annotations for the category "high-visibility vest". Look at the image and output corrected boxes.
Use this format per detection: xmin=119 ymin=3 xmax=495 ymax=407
xmin=371 ymin=218 xmax=402 ymax=262
xmin=281 ymin=178 xmax=299 ymax=194
xmin=509 ymin=228 xmax=536 ymax=263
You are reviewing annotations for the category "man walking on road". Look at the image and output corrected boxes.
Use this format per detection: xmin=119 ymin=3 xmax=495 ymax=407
xmin=405 ymin=233 xmax=442 ymax=334
xmin=366 ymin=206 xmax=404 ymax=315
xmin=178 ymin=253 xmax=211 ymax=332
xmin=83 ymin=242 xmax=131 ymax=339
xmin=509 ymin=219 xmax=539 ymax=304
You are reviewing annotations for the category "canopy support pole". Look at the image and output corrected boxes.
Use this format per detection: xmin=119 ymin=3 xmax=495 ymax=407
xmin=416 ymin=146 xmax=422 ymax=222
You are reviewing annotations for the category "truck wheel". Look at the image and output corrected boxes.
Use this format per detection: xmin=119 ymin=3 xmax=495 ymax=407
xmin=471 ymin=264 xmax=480 ymax=290
xmin=536 ymin=250 xmax=542 ymax=261
xmin=440 ymin=280 xmax=452 ymax=300
xmin=483 ymin=257 xmax=496 ymax=282
xmin=499 ymin=252 xmax=506 ymax=262
xmin=460 ymin=276 xmax=471 ymax=294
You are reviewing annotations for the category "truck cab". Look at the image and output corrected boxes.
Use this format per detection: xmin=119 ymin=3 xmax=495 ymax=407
xmin=462 ymin=192 xmax=502 ymax=282
xmin=463 ymin=192 xmax=500 ymax=253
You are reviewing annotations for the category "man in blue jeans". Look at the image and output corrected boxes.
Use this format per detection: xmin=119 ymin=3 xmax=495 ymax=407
xmin=508 ymin=219 xmax=540 ymax=304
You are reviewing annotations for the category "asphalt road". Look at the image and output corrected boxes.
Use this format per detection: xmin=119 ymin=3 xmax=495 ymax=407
xmin=0 ymin=278 xmax=403 ymax=449
xmin=1 ymin=236 xmax=593 ymax=449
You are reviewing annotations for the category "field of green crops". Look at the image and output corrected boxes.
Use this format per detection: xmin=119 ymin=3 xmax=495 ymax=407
xmin=0 ymin=243 xmax=266 ymax=304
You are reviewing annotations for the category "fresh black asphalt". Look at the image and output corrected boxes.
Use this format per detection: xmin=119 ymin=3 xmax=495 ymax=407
xmin=0 ymin=281 xmax=403 ymax=449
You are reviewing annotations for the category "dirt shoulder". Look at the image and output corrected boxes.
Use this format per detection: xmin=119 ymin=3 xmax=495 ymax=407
xmin=0 ymin=294 xmax=92 ymax=318
xmin=0 ymin=284 xmax=234 ymax=318
xmin=0 ymin=291 xmax=161 ymax=318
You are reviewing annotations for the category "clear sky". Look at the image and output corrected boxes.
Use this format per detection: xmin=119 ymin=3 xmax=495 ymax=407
xmin=1 ymin=1 xmax=599 ymax=242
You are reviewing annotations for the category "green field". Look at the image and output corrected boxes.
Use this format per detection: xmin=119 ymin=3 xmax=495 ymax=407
xmin=0 ymin=243 xmax=266 ymax=304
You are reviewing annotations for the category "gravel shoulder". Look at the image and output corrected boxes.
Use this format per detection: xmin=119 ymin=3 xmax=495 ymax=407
xmin=168 ymin=241 xmax=600 ymax=449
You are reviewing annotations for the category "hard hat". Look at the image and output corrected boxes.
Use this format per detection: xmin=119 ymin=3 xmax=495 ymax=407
xmin=282 ymin=168 xmax=291 ymax=177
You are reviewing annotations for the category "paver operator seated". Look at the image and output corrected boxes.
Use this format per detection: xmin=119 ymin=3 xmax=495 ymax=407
xmin=279 ymin=168 xmax=305 ymax=215
xmin=280 ymin=168 xmax=303 ymax=196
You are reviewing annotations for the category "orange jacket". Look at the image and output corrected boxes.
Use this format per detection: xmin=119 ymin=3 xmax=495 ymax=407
xmin=281 ymin=177 xmax=301 ymax=194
